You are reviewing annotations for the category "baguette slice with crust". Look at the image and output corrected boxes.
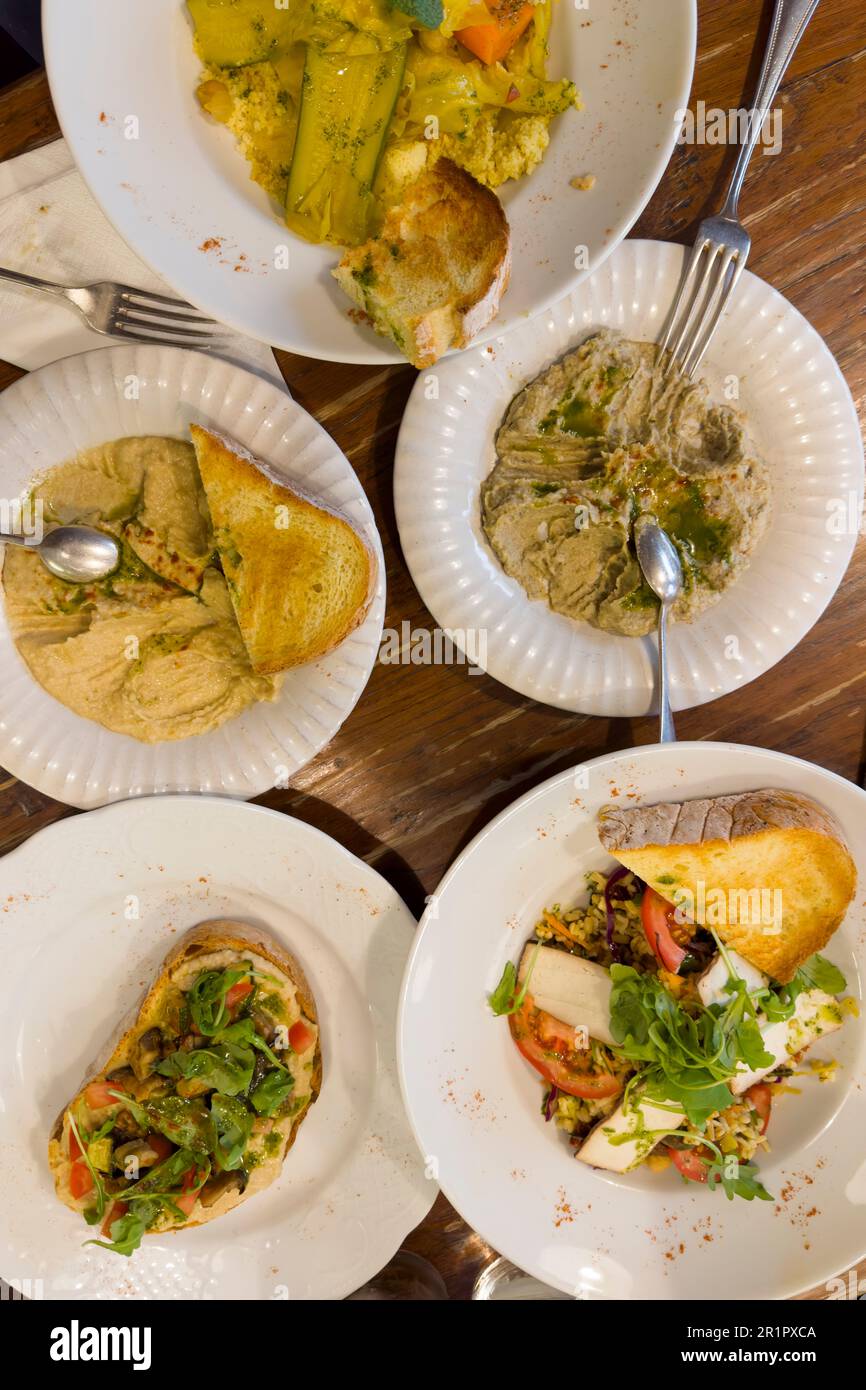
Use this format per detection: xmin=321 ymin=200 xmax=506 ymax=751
xmin=190 ymin=425 xmax=375 ymax=674
xmin=598 ymin=789 xmax=856 ymax=983
xmin=332 ymin=158 xmax=511 ymax=368
xmin=48 ymin=920 xmax=322 ymax=1237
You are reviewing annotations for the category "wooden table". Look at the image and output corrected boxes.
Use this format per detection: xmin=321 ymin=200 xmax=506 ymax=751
xmin=1 ymin=0 xmax=864 ymax=1301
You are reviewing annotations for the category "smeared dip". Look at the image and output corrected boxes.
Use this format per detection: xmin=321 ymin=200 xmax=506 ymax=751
xmin=481 ymin=330 xmax=771 ymax=637
xmin=3 ymin=437 xmax=279 ymax=741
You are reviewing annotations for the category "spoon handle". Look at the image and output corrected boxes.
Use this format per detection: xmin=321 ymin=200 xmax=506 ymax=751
xmin=658 ymin=603 xmax=676 ymax=743
xmin=0 ymin=532 xmax=31 ymax=547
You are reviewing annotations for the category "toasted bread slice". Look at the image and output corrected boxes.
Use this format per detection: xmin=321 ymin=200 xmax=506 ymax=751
xmin=48 ymin=920 xmax=321 ymax=1238
xmin=332 ymin=158 xmax=511 ymax=368
xmin=598 ymin=790 xmax=856 ymax=983
xmin=190 ymin=425 xmax=375 ymax=674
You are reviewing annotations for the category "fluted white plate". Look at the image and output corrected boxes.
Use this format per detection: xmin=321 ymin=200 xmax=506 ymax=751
xmin=394 ymin=240 xmax=864 ymax=716
xmin=43 ymin=0 xmax=696 ymax=363
xmin=0 ymin=346 xmax=385 ymax=807
xmin=399 ymin=743 xmax=866 ymax=1301
xmin=0 ymin=796 xmax=435 ymax=1300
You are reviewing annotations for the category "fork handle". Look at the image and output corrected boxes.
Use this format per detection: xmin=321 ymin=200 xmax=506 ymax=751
xmin=721 ymin=0 xmax=821 ymax=218
xmin=0 ymin=265 xmax=69 ymax=301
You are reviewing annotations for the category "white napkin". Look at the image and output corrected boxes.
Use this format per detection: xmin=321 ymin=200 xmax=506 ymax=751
xmin=0 ymin=139 xmax=286 ymax=388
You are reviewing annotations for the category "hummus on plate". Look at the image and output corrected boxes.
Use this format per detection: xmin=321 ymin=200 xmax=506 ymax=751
xmin=2 ymin=436 xmax=279 ymax=742
xmin=481 ymin=330 xmax=771 ymax=637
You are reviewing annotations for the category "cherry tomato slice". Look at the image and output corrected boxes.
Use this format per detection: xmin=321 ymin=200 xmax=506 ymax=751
xmin=509 ymin=996 xmax=623 ymax=1100
xmin=744 ymin=1082 xmax=772 ymax=1135
xmin=641 ymin=888 xmax=688 ymax=973
xmin=670 ymin=1146 xmax=710 ymax=1183
xmin=289 ymin=1019 xmax=315 ymax=1054
xmin=101 ymin=1200 xmax=128 ymax=1239
xmin=69 ymin=1161 xmax=94 ymax=1200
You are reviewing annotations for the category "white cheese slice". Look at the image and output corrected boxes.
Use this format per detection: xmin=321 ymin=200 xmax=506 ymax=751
xmin=698 ymin=950 xmax=768 ymax=1008
xmin=730 ymin=987 xmax=843 ymax=1094
xmin=576 ymin=1094 xmax=686 ymax=1173
xmin=519 ymin=942 xmax=615 ymax=1046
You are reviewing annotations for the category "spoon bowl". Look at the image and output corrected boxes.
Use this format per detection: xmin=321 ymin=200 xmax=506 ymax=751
xmin=1 ymin=524 xmax=121 ymax=584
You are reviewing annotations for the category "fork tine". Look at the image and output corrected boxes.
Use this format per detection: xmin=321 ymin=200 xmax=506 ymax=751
xmin=116 ymin=303 xmax=221 ymax=329
xmin=657 ymin=237 xmax=711 ymax=362
xmin=119 ymin=288 xmax=204 ymax=312
xmin=671 ymin=244 xmax=732 ymax=379
xmin=681 ymin=255 xmax=747 ymax=380
xmin=663 ymin=242 xmax=726 ymax=380
xmin=109 ymin=321 xmax=226 ymax=349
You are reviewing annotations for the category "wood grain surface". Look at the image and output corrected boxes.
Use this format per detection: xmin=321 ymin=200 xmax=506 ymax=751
xmin=0 ymin=0 xmax=864 ymax=1301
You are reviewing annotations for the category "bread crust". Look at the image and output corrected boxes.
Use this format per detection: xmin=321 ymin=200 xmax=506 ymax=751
xmin=598 ymin=789 xmax=857 ymax=982
xmin=48 ymin=920 xmax=321 ymax=1235
xmin=190 ymin=425 xmax=376 ymax=673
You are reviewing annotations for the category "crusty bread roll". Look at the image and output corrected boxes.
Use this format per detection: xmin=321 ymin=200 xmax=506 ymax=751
xmin=49 ymin=920 xmax=321 ymax=1237
xmin=598 ymin=790 xmax=856 ymax=982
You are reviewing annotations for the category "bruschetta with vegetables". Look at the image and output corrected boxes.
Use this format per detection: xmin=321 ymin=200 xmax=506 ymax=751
xmin=491 ymin=790 xmax=856 ymax=1200
xmin=48 ymin=921 xmax=321 ymax=1256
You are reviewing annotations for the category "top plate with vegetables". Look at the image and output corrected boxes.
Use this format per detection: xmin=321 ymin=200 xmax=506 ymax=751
xmin=43 ymin=0 xmax=697 ymax=360
xmin=398 ymin=743 xmax=866 ymax=1300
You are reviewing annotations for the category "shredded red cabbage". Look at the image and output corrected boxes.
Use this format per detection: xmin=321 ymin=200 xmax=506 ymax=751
xmin=543 ymin=1085 xmax=559 ymax=1122
xmin=604 ymin=865 xmax=632 ymax=961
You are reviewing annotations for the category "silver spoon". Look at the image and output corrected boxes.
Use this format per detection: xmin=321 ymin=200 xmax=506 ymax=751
xmin=0 ymin=524 xmax=120 ymax=583
xmin=634 ymin=517 xmax=683 ymax=743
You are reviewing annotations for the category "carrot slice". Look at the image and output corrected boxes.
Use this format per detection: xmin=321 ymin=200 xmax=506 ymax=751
xmin=456 ymin=0 xmax=534 ymax=66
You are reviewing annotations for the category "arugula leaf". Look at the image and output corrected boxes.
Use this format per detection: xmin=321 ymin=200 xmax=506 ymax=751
xmin=488 ymin=944 xmax=539 ymax=1017
xmin=86 ymin=1208 xmax=153 ymax=1258
xmin=795 ymin=953 xmax=847 ymax=997
xmin=704 ymin=1158 xmax=773 ymax=1203
xmin=609 ymin=966 xmax=774 ymax=1130
xmin=760 ymin=952 xmax=846 ymax=1022
xmin=389 ymin=0 xmax=444 ymax=28
xmin=118 ymin=1147 xmax=200 ymax=1201
xmin=187 ymin=963 xmax=253 ymax=1036
xmin=211 ymin=1095 xmax=254 ymax=1170
xmin=250 ymin=1068 xmax=295 ymax=1118
xmin=157 ymin=1040 xmax=255 ymax=1097
xmin=145 ymin=1095 xmax=217 ymax=1154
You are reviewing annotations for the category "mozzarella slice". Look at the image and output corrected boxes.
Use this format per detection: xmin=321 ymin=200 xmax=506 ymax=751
xmin=730 ymin=987 xmax=844 ymax=1094
xmin=698 ymin=950 xmax=768 ymax=1008
xmin=519 ymin=943 xmax=614 ymax=1046
xmin=576 ymin=1094 xmax=686 ymax=1173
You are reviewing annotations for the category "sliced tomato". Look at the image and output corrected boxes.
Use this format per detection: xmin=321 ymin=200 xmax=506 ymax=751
xmin=84 ymin=1080 xmax=126 ymax=1110
xmin=145 ymin=1133 xmax=174 ymax=1162
xmin=641 ymin=888 xmax=688 ymax=973
xmin=744 ymin=1082 xmax=772 ymax=1135
xmin=69 ymin=1161 xmax=94 ymax=1199
xmin=68 ymin=1127 xmax=84 ymax=1163
xmin=509 ymin=996 xmax=623 ymax=1100
xmin=226 ymin=979 xmax=253 ymax=1013
xmin=101 ymin=1200 xmax=128 ymax=1240
xmin=175 ymin=1165 xmax=201 ymax=1218
xmin=289 ymin=1019 xmax=315 ymax=1054
xmin=670 ymin=1145 xmax=710 ymax=1183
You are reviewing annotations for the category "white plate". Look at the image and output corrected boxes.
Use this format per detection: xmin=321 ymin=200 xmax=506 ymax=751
xmin=398 ymin=742 xmax=866 ymax=1301
xmin=0 ymin=344 xmax=385 ymax=808
xmin=0 ymin=796 xmax=434 ymax=1300
xmin=394 ymin=239 xmax=864 ymax=716
xmin=43 ymin=0 xmax=695 ymax=363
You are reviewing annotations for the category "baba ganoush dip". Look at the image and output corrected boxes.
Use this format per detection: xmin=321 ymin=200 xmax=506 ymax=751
xmin=480 ymin=330 xmax=771 ymax=637
xmin=2 ymin=436 xmax=279 ymax=741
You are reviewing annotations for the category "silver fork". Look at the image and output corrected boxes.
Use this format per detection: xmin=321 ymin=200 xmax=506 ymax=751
xmin=659 ymin=0 xmax=821 ymax=380
xmin=0 ymin=266 xmax=227 ymax=349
